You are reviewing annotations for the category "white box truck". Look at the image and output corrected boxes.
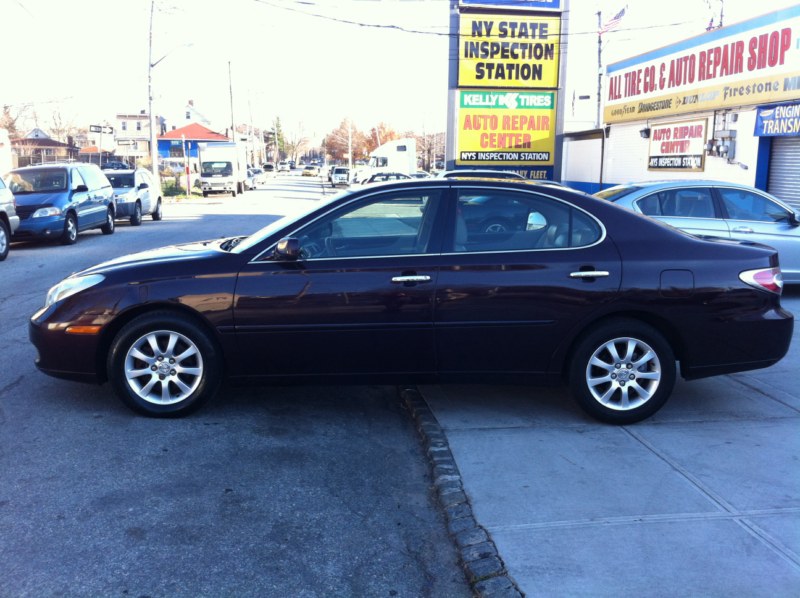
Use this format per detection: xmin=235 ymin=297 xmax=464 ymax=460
xmin=198 ymin=142 xmax=248 ymax=197
xmin=354 ymin=138 xmax=417 ymax=183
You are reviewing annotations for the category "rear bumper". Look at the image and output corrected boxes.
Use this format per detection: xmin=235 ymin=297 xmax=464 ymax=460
xmin=680 ymin=307 xmax=794 ymax=380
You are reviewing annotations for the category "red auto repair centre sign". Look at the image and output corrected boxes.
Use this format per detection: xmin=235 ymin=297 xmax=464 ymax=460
xmin=454 ymin=1 xmax=563 ymax=177
xmin=605 ymin=7 xmax=800 ymax=123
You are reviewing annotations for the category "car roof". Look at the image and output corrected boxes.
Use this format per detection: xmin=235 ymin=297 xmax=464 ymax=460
xmin=437 ymin=169 xmax=526 ymax=179
xmin=607 ymin=179 xmax=748 ymax=190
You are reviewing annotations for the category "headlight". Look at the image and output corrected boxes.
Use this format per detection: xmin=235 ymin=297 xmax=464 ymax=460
xmin=115 ymin=191 xmax=136 ymax=203
xmin=32 ymin=207 xmax=62 ymax=218
xmin=45 ymin=274 xmax=105 ymax=308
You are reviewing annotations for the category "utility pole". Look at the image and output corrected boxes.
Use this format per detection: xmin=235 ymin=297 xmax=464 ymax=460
xmin=148 ymin=0 xmax=158 ymax=179
xmin=596 ymin=11 xmax=602 ymax=129
xmin=228 ymin=61 xmax=235 ymax=142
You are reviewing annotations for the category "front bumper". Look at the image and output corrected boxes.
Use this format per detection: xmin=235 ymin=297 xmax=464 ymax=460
xmin=12 ymin=215 xmax=66 ymax=240
xmin=29 ymin=315 xmax=104 ymax=383
xmin=115 ymin=202 xmax=136 ymax=218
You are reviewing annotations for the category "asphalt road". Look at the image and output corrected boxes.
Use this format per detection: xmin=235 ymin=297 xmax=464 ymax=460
xmin=0 ymin=177 xmax=469 ymax=597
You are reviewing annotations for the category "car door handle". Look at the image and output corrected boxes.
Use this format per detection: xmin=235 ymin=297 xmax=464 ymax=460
xmin=391 ymin=275 xmax=432 ymax=284
xmin=569 ymin=270 xmax=610 ymax=279
xmin=731 ymin=226 xmax=754 ymax=233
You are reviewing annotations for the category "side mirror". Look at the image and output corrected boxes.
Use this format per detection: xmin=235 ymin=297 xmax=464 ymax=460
xmin=74 ymin=184 xmax=89 ymax=192
xmin=789 ymin=212 xmax=800 ymax=227
xmin=138 ymin=182 xmax=149 ymax=190
xmin=274 ymin=237 xmax=301 ymax=260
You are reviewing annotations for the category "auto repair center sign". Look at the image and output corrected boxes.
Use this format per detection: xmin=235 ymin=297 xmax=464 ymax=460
xmin=604 ymin=6 xmax=800 ymax=123
xmin=647 ymin=119 xmax=707 ymax=171
xmin=456 ymin=91 xmax=555 ymax=173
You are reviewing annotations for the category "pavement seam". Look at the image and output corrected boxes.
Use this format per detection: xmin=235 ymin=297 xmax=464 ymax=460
xmin=623 ymin=426 xmax=800 ymax=571
xmin=399 ymin=386 xmax=524 ymax=598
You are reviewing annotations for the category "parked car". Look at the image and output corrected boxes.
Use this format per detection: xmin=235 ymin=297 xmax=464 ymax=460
xmin=101 ymin=161 xmax=130 ymax=171
xmin=412 ymin=171 xmax=432 ymax=179
xmin=302 ymin=165 xmax=320 ymax=177
xmin=437 ymin=169 xmax=526 ymax=180
xmin=596 ymin=180 xmax=800 ymax=283
xmin=361 ymin=172 xmax=412 ymax=185
xmin=0 ymin=176 xmax=20 ymax=261
xmin=331 ymin=167 xmax=350 ymax=187
xmin=104 ymin=168 xmax=163 ymax=225
xmin=4 ymin=163 xmax=115 ymax=244
xmin=245 ymin=168 xmax=267 ymax=189
xmin=262 ymin=163 xmax=276 ymax=177
xmin=277 ymin=161 xmax=290 ymax=173
xmin=30 ymin=179 xmax=792 ymax=423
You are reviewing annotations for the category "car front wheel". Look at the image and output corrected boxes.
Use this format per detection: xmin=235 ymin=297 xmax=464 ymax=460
xmin=107 ymin=311 xmax=222 ymax=417
xmin=130 ymin=202 xmax=142 ymax=226
xmin=60 ymin=213 xmax=78 ymax=245
xmin=569 ymin=319 xmax=675 ymax=424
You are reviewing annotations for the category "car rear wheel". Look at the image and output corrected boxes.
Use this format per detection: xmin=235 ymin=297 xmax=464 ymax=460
xmin=569 ymin=319 xmax=675 ymax=424
xmin=0 ymin=219 xmax=9 ymax=261
xmin=108 ymin=311 xmax=222 ymax=417
xmin=60 ymin=213 xmax=78 ymax=245
xmin=130 ymin=202 xmax=142 ymax=226
xmin=101 ymin=208 xmax=115 ymax=235
xmin=152 ymin=199 xmax=162 ymax=221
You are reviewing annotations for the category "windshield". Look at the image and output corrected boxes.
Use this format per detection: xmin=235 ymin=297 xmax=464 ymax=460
xmin=594 ymin=186 xmax=642 ymax=201
xmin=105 ymin=173 xmax=135 ymax=188
xmin=232 ymin=190 xmax=354 ymax=254
xmin=202 ymin=161 xmax=233 ymax=176
xmin=4 ymin=169 xmax=68 ymax=193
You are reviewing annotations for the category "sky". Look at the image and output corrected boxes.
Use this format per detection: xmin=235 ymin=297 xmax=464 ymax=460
xmin=3 ymin=0 xmax=798 ymax=142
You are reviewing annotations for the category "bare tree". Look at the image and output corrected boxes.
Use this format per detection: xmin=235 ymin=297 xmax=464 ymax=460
xmin=1 ymin=104 xmax=30 ymax=138
xmin=49 ymin=110 xmax=81 ymax=144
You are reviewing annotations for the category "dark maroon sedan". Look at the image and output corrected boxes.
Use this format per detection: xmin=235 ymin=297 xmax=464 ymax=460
xmin=30 ymin=179 xmax=793 ymax=423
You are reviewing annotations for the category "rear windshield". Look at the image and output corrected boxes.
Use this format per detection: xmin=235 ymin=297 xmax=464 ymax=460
xmin=105 ymin=173 xmax=135 ymax=188
xmin=594 ymin=186 xmax=642 ymax=201
xmin=4 ymin=168 xmax=68 ymax=194
xmin=334 ymin=168 xmax=348 ymax=174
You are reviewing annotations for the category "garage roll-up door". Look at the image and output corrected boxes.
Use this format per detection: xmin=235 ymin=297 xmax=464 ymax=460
xmin=768 ymin=136 xmax=800 ymax=210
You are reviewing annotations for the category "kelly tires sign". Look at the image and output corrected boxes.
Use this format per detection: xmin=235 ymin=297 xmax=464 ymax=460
xmin=456 ymin=90 xmax=556 ymax=173
xmin=647 ymin=119 xmax=707 ymax=171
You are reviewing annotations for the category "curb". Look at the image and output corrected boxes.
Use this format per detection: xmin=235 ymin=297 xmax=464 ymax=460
xmin=399 ymin=386 xmax=524 ymax=598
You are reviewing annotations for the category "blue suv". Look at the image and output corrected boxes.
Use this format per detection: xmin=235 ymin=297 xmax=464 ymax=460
xmin=4 ymin=163 xmax=115 ymax=244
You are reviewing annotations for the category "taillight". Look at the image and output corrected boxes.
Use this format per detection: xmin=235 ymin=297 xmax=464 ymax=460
xmin=740 ymin=267 xmax=783 ymax=294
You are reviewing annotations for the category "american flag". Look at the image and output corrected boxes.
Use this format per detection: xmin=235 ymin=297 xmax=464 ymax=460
xmin=599 ymin=7 xmax=626 ymax=35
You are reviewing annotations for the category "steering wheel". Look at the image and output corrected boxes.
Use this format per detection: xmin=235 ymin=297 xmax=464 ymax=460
xmin=324 ymin=237 xmax=338 ymax=257
xmin=299 ymin=236 xmax=323 ymax=259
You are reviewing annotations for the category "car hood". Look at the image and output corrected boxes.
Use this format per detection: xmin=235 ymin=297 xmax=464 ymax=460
xmin=77 ymin=240 xmax=224 ymax=276
xmin=13 ymin=192 xmax=66 ymax=206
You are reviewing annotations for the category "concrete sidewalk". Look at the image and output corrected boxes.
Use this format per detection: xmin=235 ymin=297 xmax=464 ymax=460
xmin=417 ymin=370 xmax=800 ymax=597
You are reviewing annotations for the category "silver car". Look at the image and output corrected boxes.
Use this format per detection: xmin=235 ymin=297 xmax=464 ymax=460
xmin=0 ymin=176 xmax=20 ymax=261
xmin=596 ymin=180 xmax=800 ymax=283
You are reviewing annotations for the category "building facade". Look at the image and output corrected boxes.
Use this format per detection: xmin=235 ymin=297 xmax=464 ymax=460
xmin=563 ymin=6 xmax=800 ymax=209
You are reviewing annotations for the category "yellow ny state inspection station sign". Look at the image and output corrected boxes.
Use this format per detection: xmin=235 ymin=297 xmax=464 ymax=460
xmin=458 ymin=13 xmax=561 ymax=89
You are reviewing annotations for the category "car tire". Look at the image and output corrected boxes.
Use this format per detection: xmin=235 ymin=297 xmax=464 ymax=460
xmin=130 ymin=202 xmax=142 ymax=226
xmin=107 ymin=311 xmax=222 ymax=417
xmin=0 ymin=218 xmax=9 ymax=261
xmin=100 ymin=208 xmax=115 ymax=235
xmin=152 ymin=199 xmax=163 ymax=221
xmin=202 ymin=191 xmax=209 ymax=198
xmin=60 ymin=212 xmax=78 ymax=245
xmin=568 ymin=319 xmax=676 ymax=425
